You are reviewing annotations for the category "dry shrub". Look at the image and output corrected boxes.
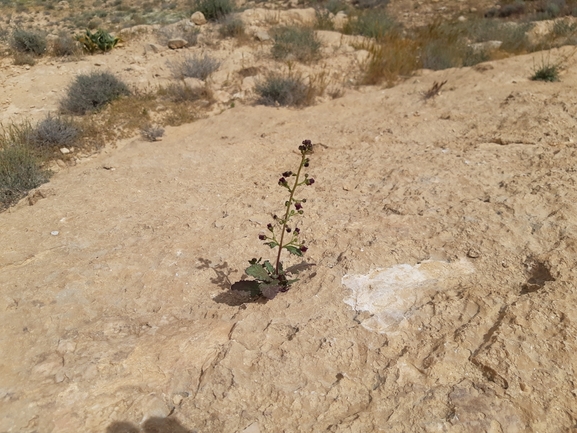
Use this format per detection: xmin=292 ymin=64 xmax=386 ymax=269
xmin=362 ymin=36 xmax=420 ymax=85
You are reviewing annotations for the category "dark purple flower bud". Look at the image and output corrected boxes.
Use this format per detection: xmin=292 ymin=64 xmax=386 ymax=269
xmin=295 ymin=202 xmax=303 ymax=210
xmin=306 ymin=178 xmax=315 ymax=186
xmin=273 ymin=214 xmax=278 ymax=219
xmin=300 ymin=245 xmax=308 ymax=253
xmin=286 ymin=227 xmax=292 ymax=233
xmin=259 ymin=234 xmax=267 ymax=240
xmin=304 ymin=162 xmax=309 ymax=167
xmin=278 ymin=177 xmax=287 ymax=186
xmin=282 ymin=171 xmax=293 ymax=177
xmin=294 ymin=227 xmax=300 ymax=235
xmin=267 ymin=223 xmax=273 ymax=231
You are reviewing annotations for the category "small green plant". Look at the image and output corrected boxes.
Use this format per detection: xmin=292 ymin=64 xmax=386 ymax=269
xmin=531 ymin=56 xmax=560 ymax=81
xmin=76 ymin=29 xmax=120 ymax=53
xmin=255 ymin=72 xmax=308 ymax=107
xmin=194 ymin=0 xmax=233 ymax=21
xmin=60 ymin=71 xmax=131 ymax=115
xmin=168 ymin=54 xmax=221 ymax=80
xmin=232 ymin=140 xmax=316 ymax=299
xmin=271 ymin=26 xmax=321 ymax=63
xmin=0 ymin=144 xmax=49 ymax=210
xmin=314 ymin=9 xmax=335 ymax=31
xmin=343 ymin=10 xmax=397 ymax=40
xmin=218 ymin=16 xmax=245 ymax=38
xmin=10 ymin=28 xmax=47 ymax=55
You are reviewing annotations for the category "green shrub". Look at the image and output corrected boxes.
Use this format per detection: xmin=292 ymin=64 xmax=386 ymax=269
xmin=31 ymin=115 xmax=80 ymax=150
xmin=218 ymin=16 xmax=245 ymax=38
xmin=194 ymin=0 xmax=233 ymax=21
xmin=10 ymin=28 xmax=47 ymax=55
xmin=343 ymin=10 xmax=397 ymax=40
xmin=168 ymin=54 xmax=221 ymax=80
xmin=416 ymin=21 xmax=466 ymax=70
xmin=325 ymin=0 xmax=349 ymax=14
xmin=0 ymin=144 xmax=49 ymax=210
xmin=255 ymin=72 xmax=308 ymax=107
xmin=352 ymin=0 xmax=390 ymax=9
xmin=531 ymin=56 xmax=560 ymax=81
xmin=271 ymin=26 xmax=321 ymax=63
xmin=314 ymin=9 xmax=335 ymax=31
xmin=77 ymin=29 xmax=120 ymax=53
xmin=60 ymin=71 xmax=131 ymax=115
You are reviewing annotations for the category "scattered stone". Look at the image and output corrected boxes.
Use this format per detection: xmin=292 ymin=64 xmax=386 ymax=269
xmin=241 ymin=76 xmax=255 ymax=91
xmin=458 ymin=15 xmax=466 ymax=22
xmin=168 ymin=38 xmax=188 ymax=49
xmin=57 ymin=0 xmax=69 ymax=9
xmin=60 ymin=147 xmax=71 ymax=154
xmin=467 ymin=248 xmax=480 ymax=258
xmin=143 ymin=43 xmax=165 ymax=55
xmin=191 ymin=11 xmax=207 ymax=25
xmin=172 ymin=394 xmax=183 ymax=405
xmin=254 ymin=30 xmax=271 ymax=42
xmin=183 ymin=77 xmax=205 ymax=90
xmin=51 ymin=231 xmax=59 ymax=236
xmin=469 ymin=40 xmax=502 ymax=53
xmin=214 ymin=90 xmax=232 ymax=104
xmin=28 ymin=190 xmax=45 ymax=206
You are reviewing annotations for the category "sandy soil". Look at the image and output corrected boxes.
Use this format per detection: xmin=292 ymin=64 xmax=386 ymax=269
xmin=2 ymin=18 xmax=577 ymax=433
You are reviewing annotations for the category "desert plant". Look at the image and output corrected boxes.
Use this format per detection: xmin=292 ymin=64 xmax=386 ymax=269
xmin=232 ymin=140 xmax=316 ymax=299
xmin=0 ymin=144 xmax=49 ymax=210
xmin=76 ymin=29 xmax=120 ymax=53
xmin=194 ymin=0 xmax=233 ymax=21
xmin=271 ymin=26 xmax=321 ymax=63
xmin=52 ymin=31 xmax=82 ymax=57
xmin=255 ymin=72 xmax=309 ymax=107
xmin=168 ymin=54 xmax=221 ymax=80
xmin=218 ymin=16 xmax=245 ymax=38
xmin=531 ymin=55 xmax=560 ymax=81
xmin=160 ymin=81 xmax=212 ymax=103
xmin=60 ymin=71 xmax=131 ymax=115
xmin=10 ymin=28 xmax=47 ymax=55
xmin=140 ymin=124 xmax=165 ymax=141
xmin=362 ymin=37 xmax=420 ymax=85
xmin=343 ymin=10 xmax=397 ymax=40
xmin=31 ymin=114 xmax=80 ymax=150
xmin=314 ymin=9 xmax=335 ymax=31
xmin=13 ymin=52 xmax=36 ymax=65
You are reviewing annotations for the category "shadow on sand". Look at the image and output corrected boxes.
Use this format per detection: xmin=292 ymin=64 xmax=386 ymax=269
xmin=106 ymin=417 xmax=196 ymax=433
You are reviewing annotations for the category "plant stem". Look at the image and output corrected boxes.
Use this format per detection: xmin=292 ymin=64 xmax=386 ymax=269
xmin=275 ymin=154 xmax=305 ymax=275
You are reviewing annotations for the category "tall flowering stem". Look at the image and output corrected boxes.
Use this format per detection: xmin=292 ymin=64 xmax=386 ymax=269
xmin=273 ymin=142 xmax=314 ymax=274
xmin=234 ymin=140 xmax=316 ymax=300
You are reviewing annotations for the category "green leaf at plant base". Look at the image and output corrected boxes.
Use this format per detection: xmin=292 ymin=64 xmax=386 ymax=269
xmin=245 ymin=263 xmax=272 ymax=282
xmin=263 ymin=260 xmax=275 ymax=274
xmin=264 ymin=241 xmax=278 ymax=249
xmin=285 ymin=245 xmax=303 ymax=257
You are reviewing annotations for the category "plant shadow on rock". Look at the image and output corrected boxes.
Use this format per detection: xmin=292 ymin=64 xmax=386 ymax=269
xmin=106 ymin=417 xmax=195 ymax=433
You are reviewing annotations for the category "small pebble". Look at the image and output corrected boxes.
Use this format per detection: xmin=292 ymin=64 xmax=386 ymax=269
xmin=51 ymin=231 xmax=59 ymax=236
xmin=467 ymin=248 xmax=480 ymax=258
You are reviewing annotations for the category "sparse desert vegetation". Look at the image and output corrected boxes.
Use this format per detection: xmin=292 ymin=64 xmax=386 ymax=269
xmin=0 ymin=0 xmax=577 ymax=208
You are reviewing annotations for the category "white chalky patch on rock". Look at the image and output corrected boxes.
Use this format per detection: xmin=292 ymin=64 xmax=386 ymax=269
xmin=342 ymin=259 xmax=475 ymax=333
